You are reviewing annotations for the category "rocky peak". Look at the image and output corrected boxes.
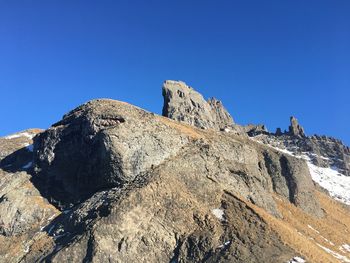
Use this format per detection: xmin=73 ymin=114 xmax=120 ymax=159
xmin=162 ymin=80 xmax=234 ymax=130
xmin=207 ymin=97 xmax=235 ymax=129
xmin=275 ymin=127 xmax=283 ymax=136
xmin=288 ymin=116 xmax=305 ymax=137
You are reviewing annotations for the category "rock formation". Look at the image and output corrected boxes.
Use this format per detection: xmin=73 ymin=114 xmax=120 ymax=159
xmin=0 ymin=80 xmax=349 ymax=263
xmin=288 ymin=116 xmax=306 ymax=137
xmin=251 ymin=116 xmax=350 ymax=177
xmin=244 ymin=124 xmax=268 ymax=136
xmin=275 ymin=127 xmax=283 ymax=136
xmin=162 ymin=80 xmax=234 ymax=130
xmin=33 ymin=99 xmax=190 ymax=207
xmin=207 ymin=97 xmax=235 ymax=130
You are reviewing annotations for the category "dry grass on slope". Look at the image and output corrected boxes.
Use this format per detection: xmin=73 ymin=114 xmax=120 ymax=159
xmin=156 ymin=116 xmax=204 ymax=139
xmin=243 ymin=191 xmax=350 ymax=263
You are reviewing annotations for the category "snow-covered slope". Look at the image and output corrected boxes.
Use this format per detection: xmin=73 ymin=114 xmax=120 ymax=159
xmin=260 ymin=140 xmax=350 ymax=206
xmin=307 ymin=161 xmax=350 ymax=205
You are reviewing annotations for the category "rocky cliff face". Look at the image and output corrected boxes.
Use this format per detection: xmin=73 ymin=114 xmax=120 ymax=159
xmin=0 ymin=81 xmax=349 ymax=263
xmin=162 ymin=80 xmax=234 ymax=130
xmin=254 ymin=116 xmax=350 ymax=177
xmin=33 ymin=99 xmax=189 ymax=208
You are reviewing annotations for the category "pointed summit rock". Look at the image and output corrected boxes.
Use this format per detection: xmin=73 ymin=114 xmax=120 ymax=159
xmin=162 ymin=80 xmax=234 ymax=130
xmin=288 ymin=116 xmax=305 ymax=137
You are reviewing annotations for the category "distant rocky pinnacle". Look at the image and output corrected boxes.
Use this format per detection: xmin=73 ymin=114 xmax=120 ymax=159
xmin=275 ymin=116 xmax=306 ymax=137
xmin=265 ymin=115 xmax=349 ymax=176
xmin=0 ymin=80 xmax=349 ymax=263
xmin=162 ymin=80 xmax=234 ymax=130
xmin=288 ymin=116 xmax=306 ymax=137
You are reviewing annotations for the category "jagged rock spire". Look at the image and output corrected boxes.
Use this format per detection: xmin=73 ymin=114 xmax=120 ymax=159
xmin=275 ymin=127 xmax=283 ymax=136
xmin=288 ymin=116 xmax=305 ymax=137
xmin=162 ymin=80 xmax=234 ymax=130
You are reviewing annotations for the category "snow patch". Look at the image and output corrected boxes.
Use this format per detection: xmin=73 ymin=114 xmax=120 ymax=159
xmin=40 ymin=213 xmax=58 ymax=232
xmin=307 ymin=224 xmax=320 ymax=234
xmin=3 ymin=132 xmax=34 ymax=140
xmin=309 ymin=152 xmax=330 ymax=160
xmin=340 ymin=244 xmax=350 ymax=253
xmin=217 ymin=240 xmax=231 ymax=249
xmin=23 ymin=244 xmax=30 ymax=253
xmin=273 ymin=147 xmax=295 ymax=156
xmin=317 ymin=243 xmax=350 ymax=262
xmin=212 ymin=208 xmax=225 ymax=221
xmin=307 ymin=162 xmax=350 ymax=205
xmin=251 ymin=139 xmax=297 ymax=158
xmin=320 ymin=235 xmax=335 ymax=246
xmin=254 ymin=140 xmax=350 ymax=206
xmin=287 ymin=256 xmax=306 ymax=263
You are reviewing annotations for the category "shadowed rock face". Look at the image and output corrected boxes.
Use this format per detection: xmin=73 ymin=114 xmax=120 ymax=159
xmin=0 ymin=131 xmax=58 ymax=263
xmin=262 ymin=150 xmax=323 ymax=217
xmin=162 ymin=80 xmax=234 ymax=130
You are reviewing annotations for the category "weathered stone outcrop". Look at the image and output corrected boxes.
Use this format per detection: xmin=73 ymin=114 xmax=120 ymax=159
xmin=262 ymin=150 xmax=323 ymax=216
xmin=253 ymin=128 xmax=350 ymax=177
xmin=0 ymin=132 xmax=58 ymax=263
xmin=244 ymin=124 xmax=268 ymax=136
xmin=0 ymin=129 xmax=41 ymax=166
xmin=32 ymin=99 xmax=323 ymax=217
xmin=33 ymin=99 xmax=189 ymax=207
xmin=162 ymin=80 xmax=234 ymax=130
xmin=251 ymin=114 xmax=350 ymax=177
xmin=274 ymin=116 xmax=305 ymax=137
xmin=207 ymin=97 xmax=235 ymax=129
xmin=0 ymin=170 xmax=57 ymax=237
xmin=288 ymin=116 xmax=305 ymax=137
xmin=307 ymin=135 xmax=350 ymax=175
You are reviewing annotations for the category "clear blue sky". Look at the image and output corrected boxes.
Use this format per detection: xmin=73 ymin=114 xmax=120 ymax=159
xmin=1 ymin=1 xmax=349 ymax=144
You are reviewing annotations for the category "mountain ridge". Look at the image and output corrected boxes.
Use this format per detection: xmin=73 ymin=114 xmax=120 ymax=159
xmin=0 ymin=80 xmax=349 ymax=263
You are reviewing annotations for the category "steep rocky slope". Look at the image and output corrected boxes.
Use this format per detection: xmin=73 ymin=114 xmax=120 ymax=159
xmin=0 ymin=80 xmax=349 ymax=263
xmin=250 ymin=116 xmax=350 ymax=205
